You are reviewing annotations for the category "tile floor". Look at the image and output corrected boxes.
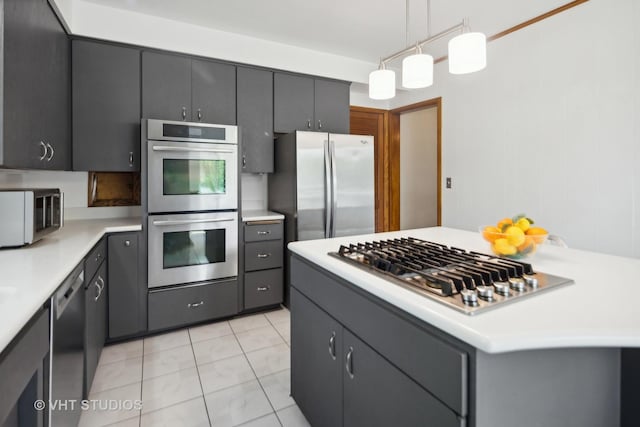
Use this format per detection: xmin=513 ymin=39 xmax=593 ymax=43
xmin=78 ymin=307 xmax=309 ymax=427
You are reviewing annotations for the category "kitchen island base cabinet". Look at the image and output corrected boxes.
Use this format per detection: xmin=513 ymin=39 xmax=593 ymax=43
xmin=148 ymin=279 xmax=238 ymax=332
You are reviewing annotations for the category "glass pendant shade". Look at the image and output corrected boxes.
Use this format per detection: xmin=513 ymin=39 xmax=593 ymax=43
xmin=402 ymin=53 xmax=434 ymax=88
xmin=369 ymin=69 xmax=396 ymax=100
xmin=448 ymin=32 xmax=486 ymax=75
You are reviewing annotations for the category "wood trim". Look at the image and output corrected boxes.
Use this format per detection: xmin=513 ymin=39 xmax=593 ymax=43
xmin=433 ymin=0 xmax=589 ymax=64
xmin=389 ymin=98 xmax=442 ymax=230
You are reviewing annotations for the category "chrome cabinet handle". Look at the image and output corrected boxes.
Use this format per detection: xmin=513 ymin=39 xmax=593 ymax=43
xmin=188 ymin=301 xmax=204 ymax=308
xmin=94 ymin=282 xmax=101 ymax=301
xmin=328 ymin=331 xmax=336 ymax=360
xmin=97 ymin=275 xmax=105 ymax=291
xmin=257 ymin=231 xmax=271 ymax=235
xmin=124 ymin=240 xmax=131 ymax=247
xmin=307 ymin=119 xmax=312 ymax=129
xmin=46 ymin=143 xmax=55 ymax=161
xmin=242 ymin=154 xmax=247 ymax=168
xmin=257 ymin=253 xmax=271 ymax=258
xmin=318 ymin=119 xmax=322 ymax=129
xmin=94 ymin=276 xmax=105 ymax=301
xmin=197 ymin=109 xmax=202 ymax=121
xmin=129 ymin=151 xmax=134 ymax=167
xmin=38 ymin=141 xmax=47 ymax=161
xmin=152 ymin=218 xmax=234 ymax=226
xmin=345 ymin=346 xmax=354 ymax=379
xmin=152 ymin=146 xmax=233 ymax=154
xmin=257 ymin=286 xmax=270 ymax=292
xmin=181 ymin=107 xmax=187 ymax=120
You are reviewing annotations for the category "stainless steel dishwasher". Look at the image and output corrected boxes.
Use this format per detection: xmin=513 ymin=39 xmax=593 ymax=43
xmin=49 ymin=264 xmax=84 ymax=427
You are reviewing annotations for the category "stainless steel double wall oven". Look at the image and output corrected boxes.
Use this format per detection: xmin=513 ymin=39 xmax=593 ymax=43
xmin=143 ymin=119 xmax=239 ymax=289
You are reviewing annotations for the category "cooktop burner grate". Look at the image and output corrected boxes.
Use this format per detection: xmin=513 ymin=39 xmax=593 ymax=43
xmin=328 ymin=237 xmax=573 ymax=315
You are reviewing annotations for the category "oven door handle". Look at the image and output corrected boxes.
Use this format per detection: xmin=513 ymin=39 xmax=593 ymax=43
xmin=152 ymin=218 xmax=235 ymax=226
xmin=152 ymin=145 xmax=234 ymax=154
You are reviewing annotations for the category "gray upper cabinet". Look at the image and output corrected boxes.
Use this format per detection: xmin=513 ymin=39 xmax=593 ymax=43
xmin=142 ymin=51 xmax=236 ymax=124
xmin=142 ymin=51 xmax=192 ymax=122
xmin=273 ymin=73 xmax=315 ymax=133
xmin=1 ymin=0 xmax=70 ymax=170
xmin=274 ymin=73 xmax=350 ymax=134
xmin=192 ymin=59 xmax=236 ymax=125
xmin=237 ymin=67 xmax=273 ymax=173
xmin=72 ymin=40 xmax=141 ymax=171
xmin=314 ymin=79 xmax=350 ymax=134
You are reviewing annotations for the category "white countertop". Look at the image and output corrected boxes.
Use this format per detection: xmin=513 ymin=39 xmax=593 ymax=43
xmin=242 ymin=210 xmax=285 ymax=222
xmin=288 ymin=227 xmax=640 ymax=354
xmin=0 ymin=218 xmax=141 ymax=354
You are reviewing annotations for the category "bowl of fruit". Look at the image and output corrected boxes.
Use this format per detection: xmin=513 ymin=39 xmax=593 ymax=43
xmin=480 ymin=215 xmax=548 ymax=259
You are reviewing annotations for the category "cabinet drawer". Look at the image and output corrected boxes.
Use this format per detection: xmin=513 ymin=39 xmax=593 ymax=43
xmin=244 ymin=222 xmax=283 ymax=242
xmin=245 ymin=241 xmax=283 ymax=271
xmin=85 ymin=238 xmax=107 ymax=283
xmin=244 ymin=269 xmax=283 ymax=310
xmin=148 ymin=279 xmax=238 ymax=331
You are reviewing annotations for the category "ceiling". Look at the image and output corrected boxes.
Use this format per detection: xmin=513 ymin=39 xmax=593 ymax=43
xmin=80 ymin=0 xmax=575 ymax=64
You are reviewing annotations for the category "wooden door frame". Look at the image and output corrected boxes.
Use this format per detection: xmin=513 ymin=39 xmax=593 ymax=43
xmin=389 ymin=97 xmax=442 ymax=230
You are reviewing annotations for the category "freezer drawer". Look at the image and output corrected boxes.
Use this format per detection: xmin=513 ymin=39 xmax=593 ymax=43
xmin=244 ymin=268 xmax=283 ymax=310
xmin=244 ymin=241 xmax=283 ymax=271
xmin=148 ymin=279 xmax=238 ymax=331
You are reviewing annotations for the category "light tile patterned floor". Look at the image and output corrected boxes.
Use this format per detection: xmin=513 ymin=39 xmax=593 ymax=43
xmin=78 ymin=307 xmax=309 ymax=427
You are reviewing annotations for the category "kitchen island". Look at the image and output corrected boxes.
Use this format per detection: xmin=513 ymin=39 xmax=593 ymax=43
xmin=288 ymin=227 xmax=640 ymax=427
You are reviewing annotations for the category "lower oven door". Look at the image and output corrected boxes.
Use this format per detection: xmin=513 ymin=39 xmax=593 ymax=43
xmin=148 ymin=211 xmax=238 ymax=288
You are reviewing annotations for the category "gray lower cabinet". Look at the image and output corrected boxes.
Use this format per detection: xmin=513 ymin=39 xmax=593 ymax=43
xmin=142 ymin=51 xmax=236 ymax=124
xmin=148 ymin=279 xmax=238 ymax=331
xmin=72 ymin=40 xmax=141 ymax=171
xmin=0 ymin=309 xmax=49 ymax=427
xmin=108 ymin=232 xmax=145 ymax=339
xmin=237 ymin=67 xmax=273 ymax=173
xmin=242 ymin=221 xmax=284 ymax=310
xmin=1 ymin=0 xmax=70 ymax=170
xmin=84 ymin=261 xmax=107 ymax=398
xmin=274 ymin=73 xmax=350 ymax=134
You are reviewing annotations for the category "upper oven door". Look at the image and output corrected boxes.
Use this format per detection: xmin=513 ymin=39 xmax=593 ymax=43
xmin=148 ymin=211 xmax=238 ymax=288
xmin=147 ymin=140 xmax=238 ymax=213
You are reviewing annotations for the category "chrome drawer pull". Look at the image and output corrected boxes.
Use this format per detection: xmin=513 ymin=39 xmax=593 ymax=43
xmin=257 ymin=253 xmax=271 ymax=258
xmin=257 ymin=286 xmax=270 ymax=292
xmin=257 ymin=231 xmax=271 ymax=235
xmin=188 ymin=301 xmax=204 ymax=308
xmin=346 ymin=346 xmax=354 ymax=379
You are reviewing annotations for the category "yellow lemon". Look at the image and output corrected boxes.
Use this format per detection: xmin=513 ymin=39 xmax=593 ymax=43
xmin=482 ymin=226 xmax=501 ymax=243
xmin=497 ymin=218 xmax=513 ymax=232
xmin=493 ymin=238 xmax=517 ymax=256
xmin=515 ymin=217 xmax=531 ymax=232
xmin=504 ymin=226 xmax=525 ymax=247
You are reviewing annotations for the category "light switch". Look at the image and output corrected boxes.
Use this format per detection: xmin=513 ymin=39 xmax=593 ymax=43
xmin=446 ymin=177 xmax=452 ymax=189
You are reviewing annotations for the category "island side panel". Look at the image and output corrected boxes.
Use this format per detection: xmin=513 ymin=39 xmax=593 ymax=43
xmin=474 ymin=348 xmax=620 ymax=427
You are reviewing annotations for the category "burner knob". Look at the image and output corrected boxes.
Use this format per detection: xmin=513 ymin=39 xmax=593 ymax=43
xmin=493 ymin=281 xmax=510 ymax=296
xmin=476 ymin=285 xmax=494 ymax=301
xmin=460 ymin=289 xmax=478 ymax=306
xmin=523 ymin=274 xmax=539 ymax=288
xmin=509 ymin=277 xmax=526 ymax=292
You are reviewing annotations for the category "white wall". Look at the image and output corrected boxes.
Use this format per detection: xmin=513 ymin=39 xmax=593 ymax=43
xmin=391 ymin=0 xmax=640 ymax=258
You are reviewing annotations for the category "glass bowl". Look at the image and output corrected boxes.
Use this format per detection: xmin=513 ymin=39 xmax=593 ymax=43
xmin=479 ymin=225 xmax=548 ymax=259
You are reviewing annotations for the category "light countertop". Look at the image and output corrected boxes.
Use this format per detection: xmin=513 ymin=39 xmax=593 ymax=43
xmin=242 ymin=210 xmax=285 ymax=222
xmin=0 ymin=218 xmax=141 ymax=354
xmin=288 ymin=227 xmax=640 ymax=354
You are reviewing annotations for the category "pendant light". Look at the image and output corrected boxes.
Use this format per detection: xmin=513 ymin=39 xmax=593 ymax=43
xmin=369 ymin=64 xmax=396 ymax=100
xmin=448 ymin=19 xmax=487 ymax=74
xmin=402 ymin=49 xmax=434 ymax=88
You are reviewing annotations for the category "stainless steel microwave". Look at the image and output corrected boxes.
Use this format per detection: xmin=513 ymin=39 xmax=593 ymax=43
xmin=0 ymin=189 xmax=63 ymax=248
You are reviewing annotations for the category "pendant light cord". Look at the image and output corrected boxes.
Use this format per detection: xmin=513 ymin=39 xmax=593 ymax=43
xmin=406 ymin=0 xmax=410 ymax=48
xmin=426 ymin=0 xmax=431 ymax=38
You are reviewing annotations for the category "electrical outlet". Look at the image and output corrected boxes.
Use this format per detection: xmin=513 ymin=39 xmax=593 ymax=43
xmin=446 ymin=177 xmax=452 ymax=189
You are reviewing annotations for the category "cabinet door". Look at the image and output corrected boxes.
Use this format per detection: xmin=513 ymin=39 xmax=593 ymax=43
xmin=73 ymin=40 xmax=141 ymax=171
xmin=108 ymin=233 xmax=143 ymax=339
xmin=273 ymin=73 xmax=314 ymax=133
xmin=314 ymin=79 xmax=350 ymax=134
xmin=191 ymin=59 xmax=236 ymax=125
xmin=142 ymin=51 xmax=191 ymax=121
xmin=84 ymin=262 xmax=107 ymax=397
xmin=291 ymin=289 xmax=343 ymax=427
xmin=343 ymin=329 xmax=462 ymax=427
xmin=237 ymin=67 xmax=273 ymax=173
xmin=3 ymin=0 xmax=70 ymax=170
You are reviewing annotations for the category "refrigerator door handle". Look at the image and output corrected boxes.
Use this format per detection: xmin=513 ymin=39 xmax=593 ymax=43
xmin=330 ymin=139 xmax=338 ymax=238
xmin=324 ymin=139 xmax=332 ymax=238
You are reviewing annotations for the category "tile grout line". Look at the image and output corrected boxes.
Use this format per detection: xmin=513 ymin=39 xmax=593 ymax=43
xmin=188 ymin=328 xmax=215 ymax=427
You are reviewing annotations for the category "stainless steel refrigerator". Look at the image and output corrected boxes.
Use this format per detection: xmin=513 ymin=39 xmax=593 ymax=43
xmin=268 ymin=131 xmax=375 ymax=304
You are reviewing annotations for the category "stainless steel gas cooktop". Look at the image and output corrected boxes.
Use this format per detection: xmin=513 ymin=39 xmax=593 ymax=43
xmin=329 ymin=237 xmax=573 ymax=315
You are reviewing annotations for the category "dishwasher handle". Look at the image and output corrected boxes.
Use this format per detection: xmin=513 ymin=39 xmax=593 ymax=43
xmin=55 ymin=265 xmax=84 ymax=319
